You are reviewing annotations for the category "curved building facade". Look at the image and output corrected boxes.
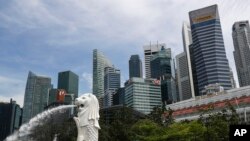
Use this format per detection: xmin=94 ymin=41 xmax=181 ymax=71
xmin=129 ymin=55 xmax=143 ymax=78
xmin=93 ymin=49 xmax=112 ymax=98
xmin=232 ymin=21 xmax=250 ymax=87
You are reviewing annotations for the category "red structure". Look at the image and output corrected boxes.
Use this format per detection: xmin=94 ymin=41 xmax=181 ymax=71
xmin=171 ymin=95 xmax=250 ymax=117
xmin=56 ymin=89 xmax=66 ymax=102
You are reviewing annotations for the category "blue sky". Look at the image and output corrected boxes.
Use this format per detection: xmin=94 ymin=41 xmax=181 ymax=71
xmin=0 ymin=0 xmax=250 ymax=107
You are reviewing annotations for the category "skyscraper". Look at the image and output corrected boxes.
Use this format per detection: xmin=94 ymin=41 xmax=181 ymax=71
xmin=129 ymin=55 xmax=143 ymax=78
xmin=93 ymin=49 xmax=112 ymax=98
xmin=176 ymin=53 xmax=193 ymax=100
xmin=150 ymin=47 xmax=172 ymax=79
xmin=176 ymin=22 xmax=195 ymax=101
xmin=22 ymin=71 xmax=51 ymax=123
xmin=104 ymin=66 xmax=120 ymax=107
xmin=58 ymin=70 xmax=79 ymax=102
xmin=124 ymin=78 xmax=161 ymax=114
xmin=232 ymin=21 xmax=250 ymax=87
xmin=143 ymin=43 xmax=164 ymax=78
xmin=112 ymin=87 xmax=125 ymax=106
xmin=0 ymin=99 xmax=22 ymax=141
xmin=150 ymin=47 xmax=177 ymax=104
xmin=229 ymin=67 xmax=236 ymax=89
xmin=189 ymin=4 xmax=232 ymax=95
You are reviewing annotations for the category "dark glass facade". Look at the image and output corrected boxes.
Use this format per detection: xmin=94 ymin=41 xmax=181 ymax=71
xmin=189 ymin=5 xmax=232 ymax=95
xmin=58 ymin=70 xmax=79 ymax=101
xmin=161 ymin=78 xmax=177 ymax=104
xmin=150 ymin=48 xmax=176 ymax=104
xmin=0 ymin=99 xmax=22 ymax=141
xmin=112 ymin=87 xmax=125 ymax=106
xmin=150 ymin=48 xmax=172 ymax=79
xmin=129 ymin=55 xmax=142 ymax=78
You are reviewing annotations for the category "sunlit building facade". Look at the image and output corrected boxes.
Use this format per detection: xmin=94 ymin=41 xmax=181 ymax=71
xmin=93 ymin=49 xmax=112 ymax=98
xmin=125 ymin=78 xmax=161 ymax=114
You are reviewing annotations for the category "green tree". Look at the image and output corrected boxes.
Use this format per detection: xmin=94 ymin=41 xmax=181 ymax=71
xmin=130 ymin=119 xmax=165 ymax=141
xmin=99 ymin=106 xmax=141 ymax=141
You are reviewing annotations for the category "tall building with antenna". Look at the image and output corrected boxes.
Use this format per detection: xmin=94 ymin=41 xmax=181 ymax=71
xmin=143 ymin=42 xmax=165 ymax=78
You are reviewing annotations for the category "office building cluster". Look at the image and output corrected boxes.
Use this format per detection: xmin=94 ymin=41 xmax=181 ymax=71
xmin=166 ymin=5 xmax=250 ymax=122
xmin=2 ymin=4 xmax=250 ymax=138
xmin=92 ymin=4 xmax=250 ymax=116
xmin=22 ymin=70 xmax=79 ymax=124
xmin=0 ymin=70 xmax=79 ymax=139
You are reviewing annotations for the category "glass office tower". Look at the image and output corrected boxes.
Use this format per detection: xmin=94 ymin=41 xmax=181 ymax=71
xmin=124 ymin=78 xmax=161 ymax=114
xmin=129 ymin=55 xmax=143 ymax=78
xmin=58 ymin=70 xmax=79 ymax=103
xmin=233 ymin=21 xmax=250 ymax=87
xmin=22 ymin=71 xmax=51 ymax=123
xmin=143 ymin=43 xmax=164 ymax=78
xmin=93 ymin=49 xmax=112 ymax=98
xmin=104 ymin=66 xmax=120 ymax=107
xmin=189 ymin=4 xmax=232 ymax=95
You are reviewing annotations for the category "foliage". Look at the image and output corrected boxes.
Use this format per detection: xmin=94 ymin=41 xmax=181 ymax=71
xmin=130 ymin=119 xmax=165 ymax=140
xmin=148 ymin=106 xmax=174 ymax=126
xmin=99 ymin=106 xmax=141 ymax=141
xmin=198 ymin=102 xmax=240 ymax=141
xmin=28 ymin=104 xmax=242 ymax=141
xmin=29 ymin=115 xmax=77 ymax=141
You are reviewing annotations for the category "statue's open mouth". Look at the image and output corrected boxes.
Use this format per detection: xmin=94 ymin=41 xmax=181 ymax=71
xmin=76 ymin=103 xmax=84 ymax=109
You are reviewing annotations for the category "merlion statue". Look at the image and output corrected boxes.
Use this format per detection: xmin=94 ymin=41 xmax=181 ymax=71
xmin=74 ymin=93 xmax=100 ymax=141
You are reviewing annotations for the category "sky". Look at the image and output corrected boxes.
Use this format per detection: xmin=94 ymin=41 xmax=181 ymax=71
xmin=0 ymin=0 xmax=250 ymax=107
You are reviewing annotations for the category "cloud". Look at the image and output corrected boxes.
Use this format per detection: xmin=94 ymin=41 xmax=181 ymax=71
xmin=0 ymin=76 xmax=25 ymax=107
xmin=1 ymin=0 xmax=250 ymax=101
xmin=120 ymin=75 xmax=127 ymax=87
xmin=81 ymin=72 xmax=92 ymax=90
xmin=0 ymin=94 xmax=24 ymax=107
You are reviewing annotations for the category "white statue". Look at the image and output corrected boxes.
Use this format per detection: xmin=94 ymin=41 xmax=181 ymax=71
xmin=74 ymin=93 xmax=100 ymax=141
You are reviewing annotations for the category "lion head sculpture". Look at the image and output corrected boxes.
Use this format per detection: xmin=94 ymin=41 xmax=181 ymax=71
xmin=75 ymin=93 xmax=100 ymax=129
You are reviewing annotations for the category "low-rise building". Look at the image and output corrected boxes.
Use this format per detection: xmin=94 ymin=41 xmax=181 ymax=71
xmin=167 ymin=86 xmax=250 ymax=122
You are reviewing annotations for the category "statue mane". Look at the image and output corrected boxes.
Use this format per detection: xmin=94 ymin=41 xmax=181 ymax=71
xmin=74 ymin=93 xmax=100 ymax=141
xmin=76 ymin=93 xmax=100 ymax=129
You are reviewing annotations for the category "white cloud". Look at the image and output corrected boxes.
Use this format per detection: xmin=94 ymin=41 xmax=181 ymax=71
xmin=81 ymin=72 xmax=92 ymax=90
xmin=0 ymin=76 xmax=25 ymax=107
xmin=0 ymin=94 xmax=24 ymax=107
xmin=1 ymin=0 xmax=250 ymax=93
xmin=2 ymin=0 xmax=249 ymax=51
xmin=121 ymin=75 xmax=127 ymax=87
